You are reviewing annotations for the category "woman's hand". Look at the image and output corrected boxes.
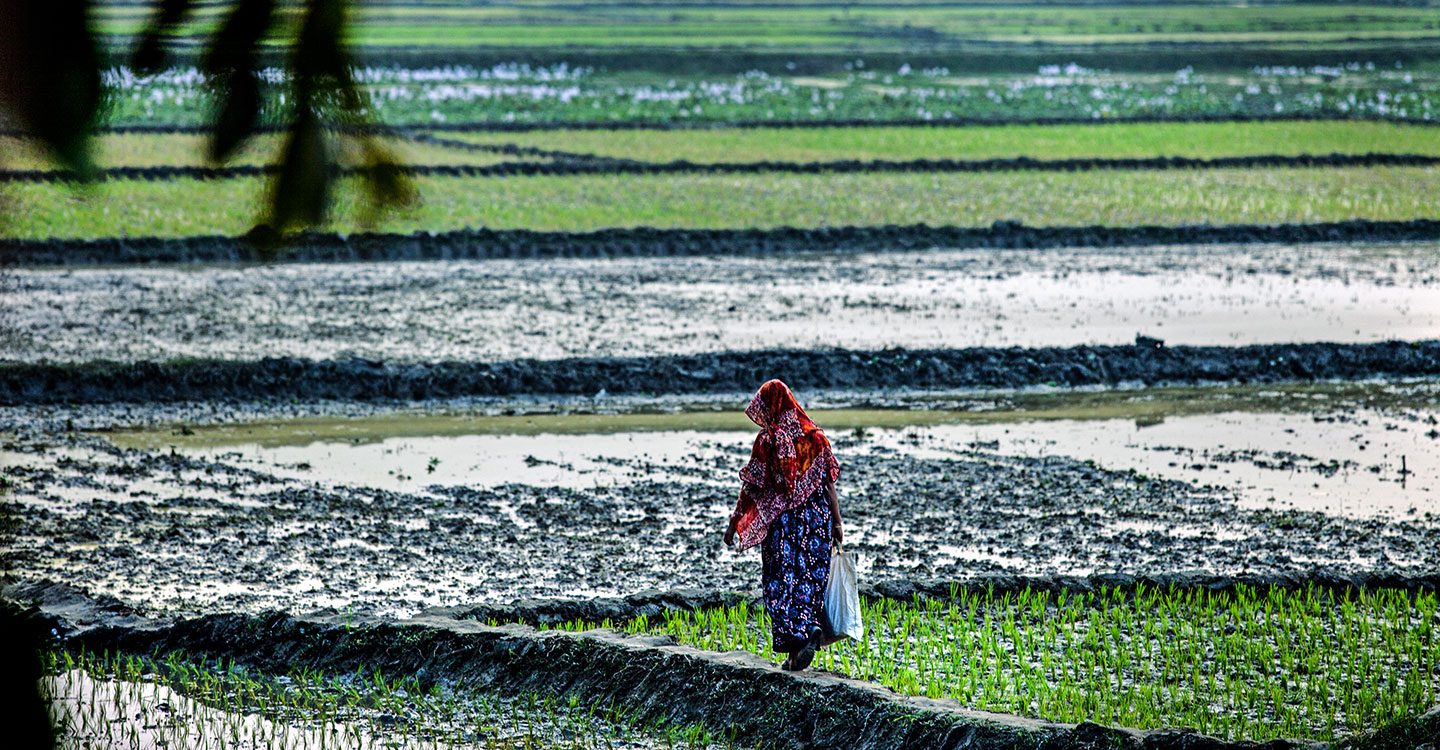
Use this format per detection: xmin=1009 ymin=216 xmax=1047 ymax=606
xmin=723 ymin=524 xmax=736 ymax=547
xmin=825 ymin=480 xmax=843 ymax=547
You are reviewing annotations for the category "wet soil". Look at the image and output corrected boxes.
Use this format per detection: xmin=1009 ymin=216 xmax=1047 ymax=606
xmin=4 ymin=410 xmax=1436 ymax=618
xmin=7 ymin=340 xmax=1440 ymax=406
xmin=5 ymin=243 xmax=1437 ymax=364
xmin=78 ymin=380 xmax=1440 ymax=520
xmin=4 ymin=219 xmax=1440 ymax=267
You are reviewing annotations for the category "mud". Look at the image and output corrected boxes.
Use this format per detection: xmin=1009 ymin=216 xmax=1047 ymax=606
xmin=5 ymin=341 xmax=1440 ymax=406
xmin=6 ymin=219 xmax=1440 ymax=266
xmin=4 ymin=416 xmax=1436 ymax=618
xmin=8 ymin=245 xmax=1437 ymax=364
xmin=8 ymin=152 xmax=1437 ymax=183
xmin=99 ymin=391 xmax=1440 ymax=518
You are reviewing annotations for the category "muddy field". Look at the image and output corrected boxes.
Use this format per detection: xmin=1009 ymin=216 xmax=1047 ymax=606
xmin=4 ymin=389 xmax=1437 ymax=619
xmin=5 ymin=240 xmax=1440 ymax=746
xmin=5 ymin=242 xmax=1438 ymax=365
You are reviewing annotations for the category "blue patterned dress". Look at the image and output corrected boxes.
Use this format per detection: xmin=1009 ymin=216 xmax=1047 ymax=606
xmin=761 ymin=488 xmax=834 ymax=653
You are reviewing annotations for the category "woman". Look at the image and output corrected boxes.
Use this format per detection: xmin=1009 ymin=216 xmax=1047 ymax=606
xmin=723 ymin=379 xmax=843 ymax=672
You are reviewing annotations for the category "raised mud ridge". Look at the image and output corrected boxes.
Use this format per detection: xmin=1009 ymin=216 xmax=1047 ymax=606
xmin=5 ymin=152 xmax=1437 ymax=183
xmin=3 ymin=582 xmax=1329 ymax=750
xmin=45 ymin=112 xmax=1440 ymax=135
xmin=4 ymin=341 xmax=1438 ymax=405
xmin=7 ymin=219 xmax=1440 ymax=267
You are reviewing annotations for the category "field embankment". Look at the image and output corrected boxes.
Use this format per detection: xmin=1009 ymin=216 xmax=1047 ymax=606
xmin=6 ymin=220 xmax=1440 ymax=266
xmin=4 ymin=342 xmax=1439 ymax=405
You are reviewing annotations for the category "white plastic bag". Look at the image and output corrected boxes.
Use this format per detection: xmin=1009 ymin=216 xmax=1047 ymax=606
xmin=824 ymin=544 xmax=863 ymax=641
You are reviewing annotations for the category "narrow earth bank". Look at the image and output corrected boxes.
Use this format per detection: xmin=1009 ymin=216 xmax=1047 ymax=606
xmin=5 ymin=219 xmax=1440 ymax=266
xmin=7 ymin=151 xmax=1440 ymax=184
xmin=6 ymin=342 xmax=1440 ymax=405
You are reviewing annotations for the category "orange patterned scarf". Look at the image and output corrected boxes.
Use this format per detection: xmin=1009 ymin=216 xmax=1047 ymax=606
xmin=732 ymin=379 xmax=840 ymax=550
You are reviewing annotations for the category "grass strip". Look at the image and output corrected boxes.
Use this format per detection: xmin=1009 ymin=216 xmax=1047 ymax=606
xmin=4 ymin=166 xmax=1436 ymax=240
xmin=532 ymin=584 xmax=1439 ymax=743
xmin=0 ymin=133 xmax=537 ymax=171
xmin=442 ymin=120 xmax=1440 ymax=164
xmin=91 ymin=3 xmax=1440 ymax=50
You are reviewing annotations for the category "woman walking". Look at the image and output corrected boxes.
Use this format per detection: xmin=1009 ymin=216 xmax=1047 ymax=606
xmin=724 ymin=379 xmax=843 ymax=671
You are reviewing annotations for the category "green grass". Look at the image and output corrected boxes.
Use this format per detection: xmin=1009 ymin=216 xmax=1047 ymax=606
xmin=535 ymin=584 xmax=1439 ymax=742
xmin=42 ymin=648 xmax=737 ymax=750
xmin=91 ymin=3 xmax=1440 ymax=50
xmin=0 ymin=134 xmax=535 ymax=171
xmin=5 ymin=166 xmax=1436 ymax=240
xmin=446 ymin=121 xmax=1440 ymax=164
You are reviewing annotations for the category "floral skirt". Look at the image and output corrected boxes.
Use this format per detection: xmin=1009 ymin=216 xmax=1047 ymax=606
xmin=761 ymin=489 xmax=833 ymax=654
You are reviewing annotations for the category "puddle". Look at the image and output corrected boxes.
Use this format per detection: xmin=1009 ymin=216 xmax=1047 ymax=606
xmin=896 ymin=414 xmax=1435 ymax=518
xmin=100 ymin=381 xmax=1440 ymax=519
xmin=7 ymin=242 xmax=1439 ymax=364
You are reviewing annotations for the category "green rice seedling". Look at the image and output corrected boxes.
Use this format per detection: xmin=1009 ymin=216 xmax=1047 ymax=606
xmin=40 ymin=646 xmax=744 ymax=750
xmin=443 ymin=120 xmax=1440 ymax=164
xmin=6 ymin=166 xmax=1439 ymax=241
xmin=551 ymin=585 xmax=1439 ymax=743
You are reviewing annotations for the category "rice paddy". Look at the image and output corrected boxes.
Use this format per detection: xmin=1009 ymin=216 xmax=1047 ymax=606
xmin=11 ymin=0 xmax=1440 ymax=745
xmin=90 ymin=62 xmax=1438 ymax=128
xmin=534 ymin=584 xmax=1440 ymax=742
xmin=87 ymin=3 xmax=1440 ymax=52
xmin=6 ymin=166 xmax=1436 ymax=240
xmin=42 ymin=648 xmax=740 ymax=750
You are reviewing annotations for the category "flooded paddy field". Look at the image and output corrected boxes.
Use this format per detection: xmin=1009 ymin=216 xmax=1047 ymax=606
xmin=5 ymin=241 xmax=1439 ymax=364
xmin=5 ymin=382 xmax=1437 ymax=619
xmin=100 ymin=380 xmax=1440 ymax=518
xmin=6 ymin=239 xmax=1440 ymax=745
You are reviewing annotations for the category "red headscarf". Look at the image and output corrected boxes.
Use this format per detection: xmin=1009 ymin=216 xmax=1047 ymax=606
xmin=732 ymin=379 xmax=840 ymax=550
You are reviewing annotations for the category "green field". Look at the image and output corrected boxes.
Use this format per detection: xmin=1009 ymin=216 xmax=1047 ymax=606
xmin=0 ymin=134 xmax=536 ymax=170
xmin=92 ymin=3 xmax=1440 ymax=51
xmin=14 ymin=121 xmax=1433 ymax=173
xmin=443 ymin=120 xmax=1440 ymax=163
xmin=540 ymin=585 xmax=1440 ymax=741
xmin=8 ymin=166 xmax=1435 ymax=240
xmin=15 ymin=2 xmax=1440 ymax=747
xmin=45 ymin=648 xmax=737 ymax=750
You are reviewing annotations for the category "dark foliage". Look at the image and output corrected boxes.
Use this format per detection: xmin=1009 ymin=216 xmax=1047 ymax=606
xmin=0 ymin=0 xmax=411 ymax=234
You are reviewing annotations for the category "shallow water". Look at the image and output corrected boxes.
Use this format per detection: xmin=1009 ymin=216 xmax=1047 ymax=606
xmin=11 ymin=383 xmax=1438 ymax=616
xmin=104 ymin=382 xmax=1440 ymax=519
xmin=6 ymin=242 xmax=1439 ymax=364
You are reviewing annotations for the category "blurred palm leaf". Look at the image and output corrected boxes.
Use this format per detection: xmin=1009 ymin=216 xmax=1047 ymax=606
xmin=0 ymin=0 xmax=414 ymax=240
